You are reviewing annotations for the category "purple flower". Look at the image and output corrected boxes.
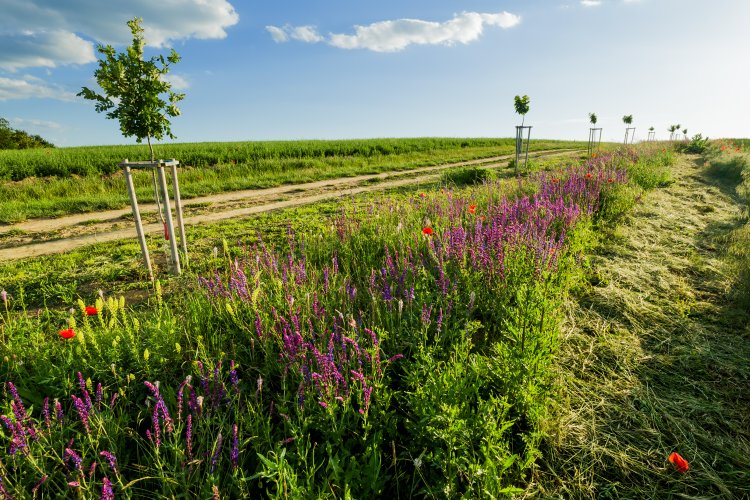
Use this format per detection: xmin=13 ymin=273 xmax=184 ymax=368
xmin=186 ymin=414 xmax=193 ymax=459
xmin=231 ymin=423 xmax=239 ymax=469
xmin=210 ymin=432 xmax=223 ymax=474
xmin=43 ymin=397 xmax=51 ymax=429
xmin=100 ymin=450 xmax=118 ymax=474
xmin=31 ymin=474 xmax=48 ymax=494
xmin=64 ymin=448 xmax=83 ymax=471
xmin=101 ymin=477 xmax=115 ymax=500
xmin=71 ymin=395 xmax=90 ymax=434
xmin=55 ymin=399 xmax=64 ymax=424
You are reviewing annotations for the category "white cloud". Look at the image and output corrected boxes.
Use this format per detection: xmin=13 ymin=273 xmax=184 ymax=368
xmin=266 ymin=25 xmax=324 ymax=44
xmin=163 ymin=74 xmax=190 ymax=90
xmin=10 ymin=117 xmax=62 ymax=129
xmin=268 ymin=11 xmax=521 ymax=53
xmin=266 ymin=25 xmax=289 ymax=43
xmin=0 ymin=30 xmax=95 ymax=71
xmin=0 ymin=0 xmax=239 ymax=73
xmin=290 ymin=26 xmax=324 ymax=43
xmin=0 ymin=76 xmax=74 ymax=101
xmin=330 ymin=12 xmax=521 ymax=52
xmin=581 ymin=0 xmax=603 ymax=6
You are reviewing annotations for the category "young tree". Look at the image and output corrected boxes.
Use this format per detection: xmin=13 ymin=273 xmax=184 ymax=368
xmin=78 ymin=17 xmax=185 ymax=161
xmin=589 ymin=112 xmax=598 ymax=125
xmin=682 ymin=128 xmax=688 ymax=140
xmin=514 ymin=95 xmax=530 ymax=126
xmin=622 ymin=115 xmax=633 ymax=126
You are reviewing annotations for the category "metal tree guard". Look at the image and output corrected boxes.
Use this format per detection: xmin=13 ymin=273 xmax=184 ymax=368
xmin=624 ymin=127 xmax=636 ymax=145
xmin=588 ymin=128 xmax=603 ymax=155
xmin=120 ymin=158 xmax=187 ymax=281
xmin=515 ymin=125 xmax=532 ymax=172
xmin=647 ymin=130 xmax=656 ymax=142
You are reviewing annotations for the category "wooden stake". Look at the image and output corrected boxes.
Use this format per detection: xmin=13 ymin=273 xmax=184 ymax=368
xmin=123 ymin=161 xmax=154 ymax=282
xmin=169 ymin=160 xmax=188 ymax=266
xmin=157 ymin=164 xmax=181 ymax=275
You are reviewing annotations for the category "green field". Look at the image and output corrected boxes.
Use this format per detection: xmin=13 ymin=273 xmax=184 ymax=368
xmin=0 ymin=138 xmax=585 ymax=223
xmin=1 ymin=141 xmax=748 ymax=498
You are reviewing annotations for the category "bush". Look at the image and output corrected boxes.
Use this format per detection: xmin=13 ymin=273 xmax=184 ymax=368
xmin=441 ymin=166 xmax=494 ymax=186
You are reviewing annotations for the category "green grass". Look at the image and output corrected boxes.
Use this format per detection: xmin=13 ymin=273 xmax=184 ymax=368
xmin=0 ymin=138 xmax=586 ymax=223
xmin=3 ymin=145 xmax=714 ymax=498
xmin=531 ymin=152 xmax=750 ymax=498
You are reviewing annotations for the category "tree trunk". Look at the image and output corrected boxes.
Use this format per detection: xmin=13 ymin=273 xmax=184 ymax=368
xmin=147 ymin=135 xmax=154 ymax=162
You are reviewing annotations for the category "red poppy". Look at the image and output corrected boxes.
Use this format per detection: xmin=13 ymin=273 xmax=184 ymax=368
xmin=419 ymin=192 xmax=426 ymax=198
xmin=468 ymin=205 xmax=477 ymax=214
xmin=668 ymin=452 xmax=689 ymax=473
xmin=422 ymin=227 xmax=433 ymax=235
xmin=84 ymin=306 xmax=98 ymax=316
xmin=552 ymin=178 xmax=560 ymax=184
xmin=607 ymin=178 xmax=614 ymax=184
xmin=585 ymin=173 xmax=593 ymax=179
xmin=59 ymin=328 xmax=76 ymax=339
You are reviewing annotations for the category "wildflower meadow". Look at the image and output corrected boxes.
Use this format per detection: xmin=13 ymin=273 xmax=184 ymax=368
xmin=0 ymin=146 xmax=675 ymax=497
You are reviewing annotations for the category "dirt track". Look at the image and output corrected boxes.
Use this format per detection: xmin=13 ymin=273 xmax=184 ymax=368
xmin=0 ymin=149 xmax=580 ymax=261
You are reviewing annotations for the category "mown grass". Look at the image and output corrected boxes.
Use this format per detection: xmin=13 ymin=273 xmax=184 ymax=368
xmin=532 ymin=149 xmax=750 ymax=498
xmin=0 ymin=146 xmax=664 ymax=498
xmin=0 ymin=138 xmax=585 ymax=223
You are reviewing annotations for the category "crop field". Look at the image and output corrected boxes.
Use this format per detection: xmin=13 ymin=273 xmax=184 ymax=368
xmin=0 ymin=138 xmax=585 ymax=223
xmin=1 ymin=138 xmax=749 ymax=498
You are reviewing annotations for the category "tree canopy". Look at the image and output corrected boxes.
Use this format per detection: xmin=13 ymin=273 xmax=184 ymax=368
xmin=0 ymin=117 xmax=55 ymax=150
xmin=78 ymin=17 xmax=184 ymax=160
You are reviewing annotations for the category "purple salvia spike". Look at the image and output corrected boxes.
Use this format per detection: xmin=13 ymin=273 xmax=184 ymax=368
xmin=210 ymin=432 xmax=223 ymax=474
xmin=100 ymin=451 xmax=118 ymax=474
xmin=43 ymin=397 xmax=51 ymax=429
xmin=64 ymin=448 xmax=83 ymax=471
xmin=186 ymin=414 xmax=194 ymax=459
xmin=101 ymin=477 xmax=115 ymax=500
xmin=231 ymin=423 xmax=239 ymax=469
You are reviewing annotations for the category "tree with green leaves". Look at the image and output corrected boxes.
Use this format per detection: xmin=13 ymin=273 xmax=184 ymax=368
xmin=622 ymin=115 xmax=633 ymax=125
xmin=514 ymin=95 xmax=530 ymax=126
xmin=78 ymin=18 xmax=185 ymax=161
xmin=589 ymin=112 xmax=598 ymax=125
xmin=682 ymin=128 xmax=688 ymax=140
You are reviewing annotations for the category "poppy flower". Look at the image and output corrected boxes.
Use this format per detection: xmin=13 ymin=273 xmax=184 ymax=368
xmin=84 ymin=306 xmax=98 ymax=316
xmin=422 ymin=227 xmax=433 ymax=235
xmin=607 ymin=178 xmax=614 ymax=184
xmin=585 ymin=173 xmax=593 ymax=179
xmin=468 ymin=205 xmax=477 ymax=214
xmin=419 ymin=192 xmax=426 ymax=198
xmin=552 ymin=178 xmax=560 ymax=184
xmin=59 ymin=328 xmax=76 ymax=339
xmin=668 ymin=452 xmax=689 ymax=473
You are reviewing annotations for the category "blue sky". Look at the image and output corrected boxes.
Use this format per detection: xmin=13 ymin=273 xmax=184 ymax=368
xmin=1 ymin=0 xmax=748 ymax=147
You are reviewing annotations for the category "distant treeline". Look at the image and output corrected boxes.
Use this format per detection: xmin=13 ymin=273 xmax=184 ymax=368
xmin=0 ymin=138 xmax=582 ymax=181
xmin=0 ymin=117 xmax=55 ymax=150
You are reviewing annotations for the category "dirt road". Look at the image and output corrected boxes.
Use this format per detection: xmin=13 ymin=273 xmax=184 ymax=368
xmin=0 ymin=149 xmax=580 ymax=261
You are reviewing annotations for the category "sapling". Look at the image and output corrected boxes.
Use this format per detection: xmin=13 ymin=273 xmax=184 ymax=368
xmin=514 ymin=95 xmax=531 ymax=127
xmin=513 ymin=95 xmax=531 ymax=171
xmin=622 ymin=115 xmax=634 ymax=144
xmin=78 ymin=17 xmax=185 ymax=161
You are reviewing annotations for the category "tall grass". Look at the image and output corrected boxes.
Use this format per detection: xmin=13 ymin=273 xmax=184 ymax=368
xmin=0 ymin=138 xmax=584 ymax=223
xmin=0 ymin=147 xmax=663 ymax=497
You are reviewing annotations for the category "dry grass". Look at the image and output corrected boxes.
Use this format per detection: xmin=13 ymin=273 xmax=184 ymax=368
xmin=529 ymin=155 xmax=750 ymax=498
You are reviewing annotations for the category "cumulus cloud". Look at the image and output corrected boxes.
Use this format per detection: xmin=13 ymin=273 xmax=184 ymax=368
xmin=0 ymin=0 xmax=239 ymax=73
xmin=268 ymin=11 xmax=521 ymax=52
xmin=0 ymin=31 xmax=95 ymax=71
xmin=0 ymin=76 xmax=74 ymax=101
xmin=163 ymin=74 xmax=190 ymax=90
xmin=10 ymin=117 xmax=62 ymax=129
xmin=581 ymin=0 xmax=603 ymax=6
xmin=266 ymin=25 xmax=324 ymax=44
